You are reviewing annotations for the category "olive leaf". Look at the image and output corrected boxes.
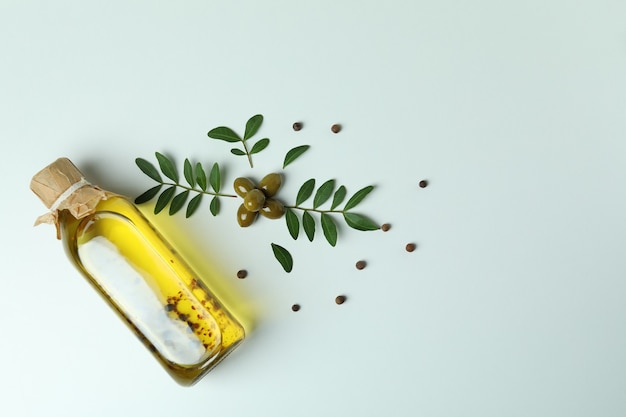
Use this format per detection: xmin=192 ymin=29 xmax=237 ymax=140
xmin=321 ymin=213 xmax=337 ymax=246
xmin=344 ymin=185 xmax=375 ymax=211
xmin=155 ymin=186 xmax=176 ymax=214
xmin=343 ymin=212 xmax=380 ymax=231
xmin=271 ymin=243 xmax=293 ymax=273
xmin=135 ymin=158 xmax=162 ymax=182
xmin=207 ymin=126 xmax=241 ymax=142
xmin=135 ymin=185 xmax=162 ymax=204
xmin=244 ymin=114 xmax=263 ymax=140
xmin=285 ymin=208 xmax=299 ymax=239
xmin=330 ymin=185 xmax=347 ymax=210
xmin=209 ymin=196 xmax=220 ymax=216
xmin=169 ymin=190 xmax=189 ymax=215
xmin=231 ymin=148 xmax=246 ymax=156
xmin=186 ymin=194 xmax=202 ymax=218
xmin=296 ymin=179 xmax=315 ymax=205
xmin=283 ymin=145 xmax=310 ymax=169
xmin=313 ymin=179 xmax=335 ymax=209
xmin=155 ymin=152 xmax=178 ymax=183
xmin=250 ymin=138 xmax=270 ymax=154
xmin=183 ymin=159 xmax=194 ymax=187
xmin=302 ymin=211 xmax=315 ymax=242
xmin=196 ymin=163 xmax=207 ymax=191
xmin=209 ymin=163 xmax=221 ymax=192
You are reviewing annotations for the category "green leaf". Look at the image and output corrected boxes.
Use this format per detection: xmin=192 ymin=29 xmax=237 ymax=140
xmin=231 ymin=148 xmax=246 ymax=156
xmin=135 ymin=158 xmax=162 ymax=182
xmin=207 ymin=126 xmax=241 ymax=143
xmin=313 ymin=179 xmax=335 ymax=209
xmin=321 ymin=213 xmax=338 ymax=246
xmin=271 ymin=243 xmax=293 ymax=273
xmin=285 ymin=208 xmax=299 ymax=240
xmin=135 ymin=185 xmax=162 ymax=204
xmin=343 ymin=212 xmax=380 ymax=231
xmin=244 ymin=114 xmax=263 ymax=140
xmin=343 ymin=185 xmax=375 ymax=211
xmin=302 ymin=211 xmax=315 ymax=241
xmin=209 ymin=162 xmax=221 ymax=192
xmin=169 ymin=190 xmax=190 ymax=215
xmin=250 ymin=138 xmax=270 ymax=154
xmin=154 ymin=186 xmax=176 ymax=214
xmin=183 ymin=159 xmax=194 ymax=187
xmin=296 ymin=179 xmax=315 ymax=205
xmin=330 ymin=185 xmax=347 ymax=210
xmin=196 ymin=163 xmax=207 ymax=191
xmin=209 ymin=196 xmax=220 ymax=216
xmin=186 ymin=194 xmax=202 ymax=218
xmin=283 ymin=145 xmax=310 ymax=169
xmin=155 ymin=152 xmax=178 ymax=183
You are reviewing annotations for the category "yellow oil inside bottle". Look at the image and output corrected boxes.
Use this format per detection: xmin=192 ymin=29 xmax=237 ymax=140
xmin=60 ymin=195 xmax=245 ymax=385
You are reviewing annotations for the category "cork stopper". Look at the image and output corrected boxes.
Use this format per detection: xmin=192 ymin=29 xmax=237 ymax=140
xmin=31 ymin=157 xmax=112 ymax=238
xmin=30 ymin=158 xmax=85 ymax=208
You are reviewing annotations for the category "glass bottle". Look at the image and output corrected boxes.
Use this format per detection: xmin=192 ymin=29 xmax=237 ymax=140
xmin=31 ymin=158 xmax=245 ymax=386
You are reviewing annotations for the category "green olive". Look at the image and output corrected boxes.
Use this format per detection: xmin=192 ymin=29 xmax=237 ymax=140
xmin=237 ymin=204 xmax=258 ymax=227
xmin=243 ymin=189 xmax=266 ymax=212
xmin=258 ymin=173 xmax=282 ymax=197
xmin=233 ymin=177 xmax=256 ymax=198
xmin=259 ymin=199 xmax=285 ymax=219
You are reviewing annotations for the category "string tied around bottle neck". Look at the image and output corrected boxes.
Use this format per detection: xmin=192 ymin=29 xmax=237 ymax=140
xmin=49 ymin=177 xmax=91 ymax=212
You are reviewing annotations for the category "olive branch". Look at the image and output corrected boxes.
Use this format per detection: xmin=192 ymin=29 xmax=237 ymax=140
xmin=207 ymin=114 xmax=269 ymax=168
xmin=134 ymin=114 xmax=380 ymax=273
xmin=134 ymin=152 xmax=235 ymax=218
xmin=284 ymin=180 xmax=379 ymax=247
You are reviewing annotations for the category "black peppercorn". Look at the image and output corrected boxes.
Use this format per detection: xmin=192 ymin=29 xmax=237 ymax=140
xmin=335 ymin=295 xmax=347 ymax=305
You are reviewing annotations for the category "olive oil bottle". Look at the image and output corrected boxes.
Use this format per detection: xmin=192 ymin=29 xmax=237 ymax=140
xmin=31 ymin=158 xmax=245 ymax=386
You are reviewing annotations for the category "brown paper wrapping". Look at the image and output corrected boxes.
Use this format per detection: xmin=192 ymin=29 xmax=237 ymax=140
xmin=30 ymin=158 xmax=112 ymax=239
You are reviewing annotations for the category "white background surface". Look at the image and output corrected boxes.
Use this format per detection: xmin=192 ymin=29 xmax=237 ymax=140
xmin=1 ymin=1 xmax=626 ymax=416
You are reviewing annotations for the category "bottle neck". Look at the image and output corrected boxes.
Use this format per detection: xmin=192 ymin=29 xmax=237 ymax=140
xmin=34 ymin=180 xmax=111 ymax=238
